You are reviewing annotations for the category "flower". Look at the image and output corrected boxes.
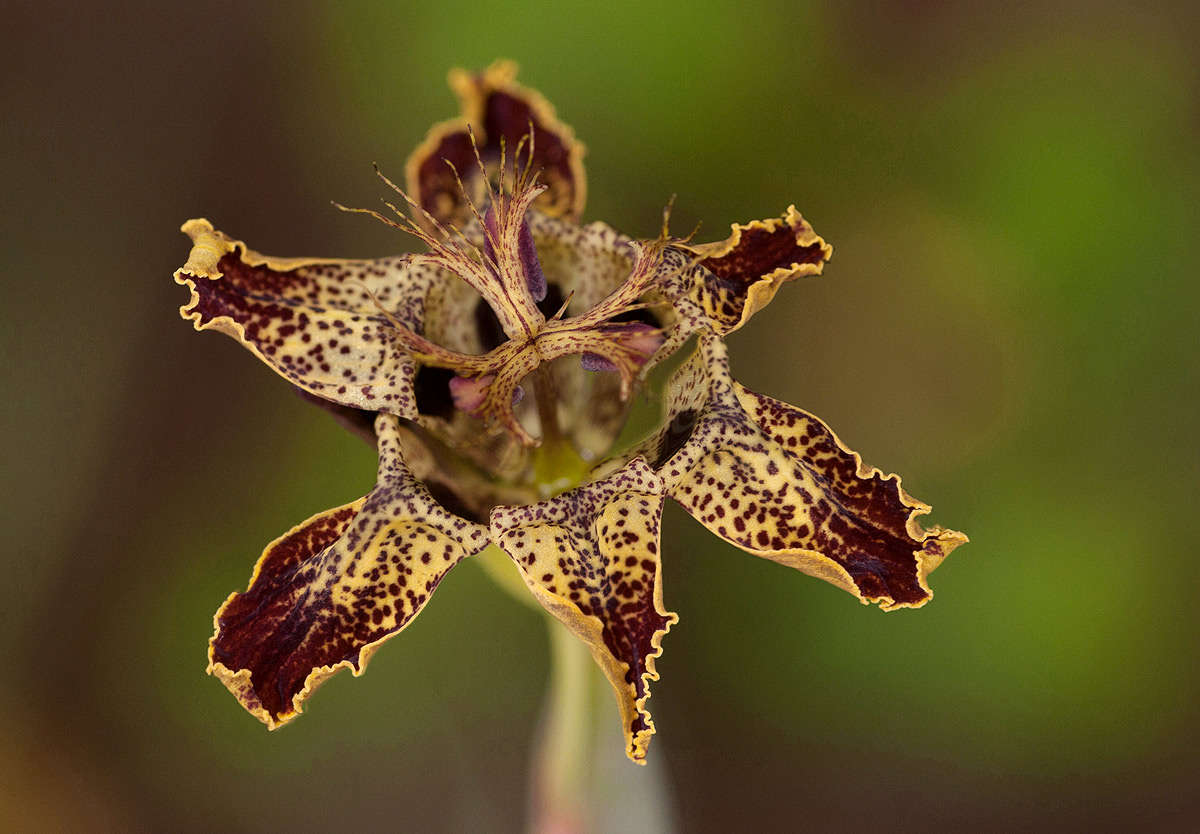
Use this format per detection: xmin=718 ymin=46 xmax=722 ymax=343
xmin=174 ymin=60 xmax=966 ymax=764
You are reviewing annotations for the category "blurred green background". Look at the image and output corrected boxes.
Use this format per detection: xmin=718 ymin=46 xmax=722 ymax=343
xmin=4 ymin=0 xmax=1199 ymax=830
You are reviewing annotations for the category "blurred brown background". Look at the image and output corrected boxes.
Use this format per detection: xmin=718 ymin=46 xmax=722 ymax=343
xmin=4 ymin=0 xmax=1199 ymax=831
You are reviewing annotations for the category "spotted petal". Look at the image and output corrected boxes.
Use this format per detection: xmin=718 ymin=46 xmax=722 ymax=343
xmin=631 ymin=336 xmax=966 ymax=610
xmin=672 ymin=206 xmax=832 ymax=335
xmin=406 ymin=60 xmax=586 ymax=229
xmin=490 ymin=458 xmax=677 ymax=763
xmin=175 ymin=219 xmax=453 ymax=418
xmin=208 ymin=414 xmax=489 ymax=727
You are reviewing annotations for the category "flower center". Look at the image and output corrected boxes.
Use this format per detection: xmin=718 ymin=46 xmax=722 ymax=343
xmin=364 ymin=170 xmax=666 ymax=449
xmin=346 ymin=135 xmax=671 ymax=509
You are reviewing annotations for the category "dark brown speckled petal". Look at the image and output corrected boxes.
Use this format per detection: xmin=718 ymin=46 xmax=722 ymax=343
xmin=671 ymin=206 xmax=833 ymax=335
xmin=207 ymin=414 xmax=490 ymax=727
xmin=175 ymin=219 xmax=450 ymax=419
xmin=490 ymin=458 xmax=676 ymax=763
xmin=405 ymin=60 xmax=586 ymax=230
xmin=629 ymin=336 xmax=967 ymax=610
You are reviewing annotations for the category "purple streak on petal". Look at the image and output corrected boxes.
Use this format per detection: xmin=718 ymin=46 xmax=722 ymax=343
xmin=512 ymin=385 xmax=525 ymax=406
xmin=581 ymin=353 xmax=617 ymax=373
xmin=481 ymin=203 xmax=546 ymax=303
xmin=518 ymin=217 xmax=547 ymax=302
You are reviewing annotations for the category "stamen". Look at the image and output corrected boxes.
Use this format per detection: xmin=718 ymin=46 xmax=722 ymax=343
xmin=459 ymin=124 xmax=550 ymax=306
xmin=440 ymin=157 xmax=501 ymax=272
xmin=368 ymin=164 xmax=495 ymax=279
xmin=513 ymin=119 xmax=538 ymax=193
xmin=374 ymin=164 xmax=455 ymax=240
xmin=659 ymin=193 xmax=703 ymax=245
xmin=334 ymin=147 xmax=701 ymax=451
xmin=467 ymin=124 xmax=498 ymax=210
xmin=339 ymin=156 xmax=550 ymax=341
xmin=498 ymin=134 xmax=508 ymax=197
xmin=335 ymin=172 xmax=476 ymax=271
xmin=551 ymin=288 xmax=575 ymax=321
xmin=334 ymin=199 xmax=467 ymax=273
xmin=512 ymin=134 xmax=530 ymax=190
xmin=661 ymin=194 xmax=676 ymax=240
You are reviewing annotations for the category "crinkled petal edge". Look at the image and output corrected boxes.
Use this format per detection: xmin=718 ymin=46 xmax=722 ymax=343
xmin=205 ymin=498 xmax=392 ymax=730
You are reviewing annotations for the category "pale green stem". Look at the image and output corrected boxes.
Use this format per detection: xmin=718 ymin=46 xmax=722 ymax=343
xmin=475 ymin=543 xmax=675 ymax=833
xmin=528 ymin=614 xmax=676 ymax=834
xmin=530 ymin=618 xmax=594 ymax=834
xmin=474 ymin=546 xmax=594 ymax=831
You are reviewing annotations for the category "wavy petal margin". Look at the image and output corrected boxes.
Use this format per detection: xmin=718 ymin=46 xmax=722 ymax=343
xmin=405 ymin=60 xmax=587 ymax=229
xmin=175 ymin=219 xmax=451 ymax=419
xmin=207 ymin=415 xmax=489 ymax=727
xmin=678 ymin=205 xmax=833 ymax=334
xmin=631 ymin=337 xmax=966 ymax=610
xmin=490 ymin=458 xmax=677 ymax=763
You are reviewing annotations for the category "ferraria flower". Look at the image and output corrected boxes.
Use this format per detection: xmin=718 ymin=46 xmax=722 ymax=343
xmin=175 ymin=61 xmax=966 ymax=763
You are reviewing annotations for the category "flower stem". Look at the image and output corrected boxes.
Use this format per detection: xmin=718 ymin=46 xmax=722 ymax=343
xmin=475 ymin=531 xmax=674 ymax=832
xmin=530 ymin=617 xmax=593 ymax=834
xmin=530 ymin=365 xmax=564 ymax=447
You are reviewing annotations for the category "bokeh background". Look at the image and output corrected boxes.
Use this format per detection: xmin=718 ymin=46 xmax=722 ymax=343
xmin=4 ymin=1 xmax=1199 ymax=830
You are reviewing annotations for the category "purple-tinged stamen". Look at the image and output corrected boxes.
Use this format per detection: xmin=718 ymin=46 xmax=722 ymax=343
xmin=449 ymin=374 xmax=495 ymax=414
xmin=580 ymin=323 xmax=665 ymax=373
xmin=619 ymin=323 xmax=665 ymax=360
xmin=517 ymin=218 xmax=547 ymax=302
xmin=581 ymin=353 xmax=617 ymax=372
xmin=483 ymin=204 xmax=548 ymax=302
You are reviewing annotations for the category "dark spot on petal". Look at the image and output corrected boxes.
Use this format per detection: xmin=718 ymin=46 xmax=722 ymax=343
xmin=536 ymin=282 xmax=565 ymax=319
xmin=473 ymin=298 xmax=506 ymax=352
xmin=610 ymin=305 xmax=661 ymax=328
xmin=423 ymin=479 xmax=489 ymax=524
xmin=413 ymin=366 xmax=456 ymax=419
xmin=653 ymin=408 xmax=699 ymax=469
